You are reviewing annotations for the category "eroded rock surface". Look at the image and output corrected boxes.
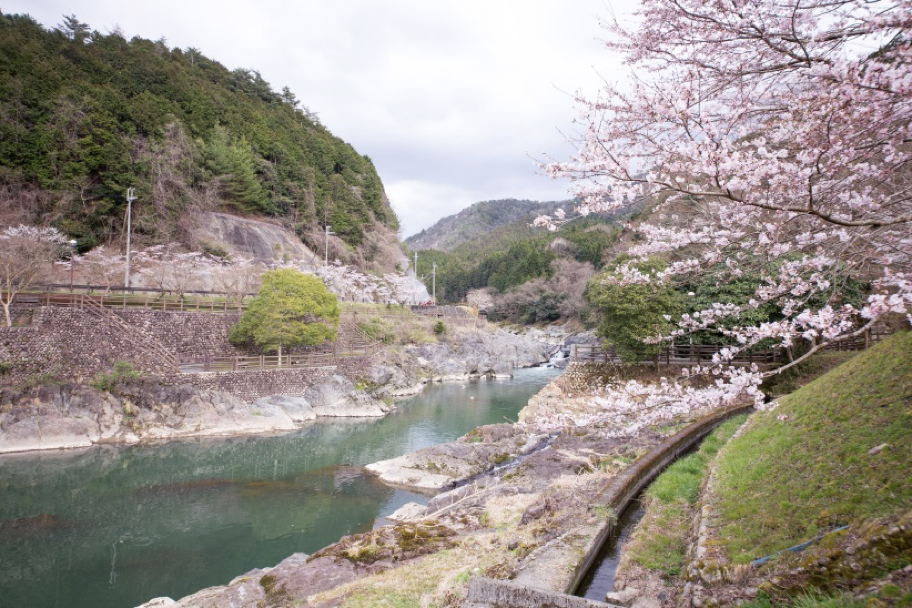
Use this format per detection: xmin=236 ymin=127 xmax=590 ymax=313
xmin=364 ymin=330 xmax=550 ymax=399
xmin=0 ymin=375 xmax=390 ymax=454
xmin=365 ymin=423 xmax=550 ymax=491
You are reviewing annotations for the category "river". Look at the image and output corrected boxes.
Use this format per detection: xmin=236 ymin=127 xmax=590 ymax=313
xmin=0 ymin=367 xmax=560 ymax=608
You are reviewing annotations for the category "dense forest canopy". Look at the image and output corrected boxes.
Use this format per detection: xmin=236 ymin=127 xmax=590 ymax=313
xmin=416 ymin=217 xmax=622 ymax=302
xmin=0 ymin=12 xmax=398 ymax=250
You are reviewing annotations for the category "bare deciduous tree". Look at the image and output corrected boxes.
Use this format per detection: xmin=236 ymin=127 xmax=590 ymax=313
xmin=0 ymin=225 xmax=65 ymax=327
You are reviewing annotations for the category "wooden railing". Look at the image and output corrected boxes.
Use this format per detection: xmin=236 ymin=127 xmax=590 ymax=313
xmin=11 ymin=289 xmax=246 ymax=313
xmin=822 ymin=329 xmax=890 ymax=351
xmin=178 ymin=352 xmax=337 ymax=373
xmin=570 ymin=343 xmax=781 ymax=366
xmin=410 ymin=304 xmax=473 ymax=317
xmin=571 ymin=328 xmax=891 ymax=367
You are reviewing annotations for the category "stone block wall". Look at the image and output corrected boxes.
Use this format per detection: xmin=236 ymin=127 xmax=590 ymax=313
xmin=0 ymin=307 xmax=173 ymax=385
xmin=0 ymin=305 xmax=373 ymax=401
xmin=166 ymin=356 xmax=371 ymax=401
xmin=112 ymin=309 xmax=246 ymax=359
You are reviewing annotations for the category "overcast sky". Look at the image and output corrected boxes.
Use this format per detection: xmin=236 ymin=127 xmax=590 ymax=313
xmin=5 ymin=1 xmax=637 ymax=238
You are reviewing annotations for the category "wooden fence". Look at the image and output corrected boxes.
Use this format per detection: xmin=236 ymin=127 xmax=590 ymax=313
xmin=571 ymin=327 xmax=891 ymax=367
xmin=570 ymin=343 xmax=781 ymax=366
xmin=12 ymin=290 xmax=245 ymax=313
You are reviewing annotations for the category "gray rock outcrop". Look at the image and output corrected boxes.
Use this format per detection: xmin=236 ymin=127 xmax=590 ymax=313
xmin=365 ymin=423 xmax=549 ymax=491
xmin=196 ymin=212 xmax=319 ymax=266
xmin=0 ymin=375 xmax=391 ymax=454
xmin=364 ymin=329 xmax=550 ymax=398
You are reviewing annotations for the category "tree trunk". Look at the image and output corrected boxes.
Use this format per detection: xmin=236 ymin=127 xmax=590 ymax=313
xmin=278 ymin=342 xmax=283 ymax=367
xmin=2 ymin=298 xmax=11 ymax=328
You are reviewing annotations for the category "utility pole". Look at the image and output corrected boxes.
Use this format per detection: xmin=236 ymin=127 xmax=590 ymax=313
xmin=324 ymin=225 xmax=335 ymax=266
xmin=432 ymin=262 xmax=437 ymax=304
xmin=413 ymin=251 xmax=419 ymax=304
xmin=68 ymin=240 xmax=77 ymax=292
xmin=124 ymin=188 xmax=136 ymax=289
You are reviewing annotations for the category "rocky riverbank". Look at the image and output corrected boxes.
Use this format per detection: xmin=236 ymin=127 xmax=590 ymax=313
xmin=0 ymin=374 xmax=393 ymax=454
xmin=0 ymin=328 xmax=550 ymax=454
xmin=137 ymin=363 xmax=698 ymax=608
xmin=362 ymin=329 xmax=551 ymax=398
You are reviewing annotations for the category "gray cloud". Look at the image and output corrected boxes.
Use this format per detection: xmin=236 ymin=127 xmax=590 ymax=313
xmin=6 ymin=0 xmax=636 ymax=237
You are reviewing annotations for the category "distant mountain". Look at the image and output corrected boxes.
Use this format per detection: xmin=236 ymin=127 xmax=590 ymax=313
xmin=404 ymin=199 xmax=572 ymax=252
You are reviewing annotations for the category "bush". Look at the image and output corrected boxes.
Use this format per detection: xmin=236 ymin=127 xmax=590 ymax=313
xmin=586 ymin=258 xmax=685 ymax=363
xmin=91 ymin=361 xmax=140 ymax=392
xmin=359 ymin=317 xmax=395 ymax=344
xmin=433 ymin=321 xmax=446 ymax=335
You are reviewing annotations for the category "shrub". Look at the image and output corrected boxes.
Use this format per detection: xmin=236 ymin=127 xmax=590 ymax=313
xmin=91 ymin=361 xmax=140 ymax=392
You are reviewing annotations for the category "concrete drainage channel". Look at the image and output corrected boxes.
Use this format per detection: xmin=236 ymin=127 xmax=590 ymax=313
xmin=461 ymin=404 xmax=755 ymax=608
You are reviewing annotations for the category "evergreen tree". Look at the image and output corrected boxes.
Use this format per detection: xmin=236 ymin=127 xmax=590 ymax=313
xmin=229 ymin=269 xmax=339 ymax=364
xmin=586 ymin=258 xmax=685 ymax=364
xmin=55 ymin=14 xmax=89 ymax=42
xmin=228 ymin=135 xmax=268 ymax=213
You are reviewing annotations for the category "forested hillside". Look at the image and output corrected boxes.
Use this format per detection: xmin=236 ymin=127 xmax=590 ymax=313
xmin=405 ymin=199 xmax=571 ymax=252
xmin=408 ymin=196 xmax=655 ymax=324
xmin=0 ymin=12 xmax=398 ymax=251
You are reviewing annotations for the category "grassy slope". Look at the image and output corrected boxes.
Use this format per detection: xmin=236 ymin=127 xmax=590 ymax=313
xmin=713 ymin=331 xmax=912 ymax=564
xmin=621 ymin=414 xmax=750 ymax=577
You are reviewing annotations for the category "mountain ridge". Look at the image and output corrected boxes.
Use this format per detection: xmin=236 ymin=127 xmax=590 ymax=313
xmin=405 ymin=198 xmax=572 ymax=252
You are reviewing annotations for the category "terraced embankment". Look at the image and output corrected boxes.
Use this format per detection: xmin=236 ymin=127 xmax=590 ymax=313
xmin=613 ymin=331 xmax=912 ymax=607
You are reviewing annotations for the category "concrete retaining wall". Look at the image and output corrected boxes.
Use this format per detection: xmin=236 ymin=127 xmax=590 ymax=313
xmin=465 ymin=577 xmax=614 ymax=608
xmin=565 ymin=403 xmax=755 ymax=595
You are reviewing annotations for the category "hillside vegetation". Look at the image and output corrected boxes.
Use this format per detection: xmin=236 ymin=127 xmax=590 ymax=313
xmin=405 ymin=199 xmax=572 ymax=252
xmin=0 ymin=12 xmax=397 ymax=251
xmin=416 ymin=218 xmax=622 ymax=323
xmin=713 ymin=331 xmax=911 ymax=565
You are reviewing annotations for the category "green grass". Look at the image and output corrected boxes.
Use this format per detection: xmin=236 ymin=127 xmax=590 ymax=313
xmin=622 ymin=414 xmax=749 ymax=577
xmin=742 ymin=587 xmax=912 ymax=608
xmin=761 ymin=351 xmax=857 ymax=400
xmin=713 ymin=331 xmax=912 ymax=565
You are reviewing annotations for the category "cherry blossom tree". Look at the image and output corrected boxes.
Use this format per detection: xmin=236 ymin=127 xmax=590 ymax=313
xmin=134 ymin=245 xmax=220 ymax=297
xmin=69 ymin=246 xmax=126 ymax=292
xmin=0 ymin=225 xmax=66 ymax=327
xmin=212 ymin=256 xmax=262 ymax=309
xmin=535 ymin=0 xmax=912 ymax=433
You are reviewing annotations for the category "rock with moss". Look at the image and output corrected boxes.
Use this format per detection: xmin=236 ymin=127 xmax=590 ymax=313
xmin=365 ymin=423 xmax=549 ymax=491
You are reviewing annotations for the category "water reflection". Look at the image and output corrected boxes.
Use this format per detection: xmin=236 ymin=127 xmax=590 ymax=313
xmin=0 ymin=367 xmax=560 ymax=608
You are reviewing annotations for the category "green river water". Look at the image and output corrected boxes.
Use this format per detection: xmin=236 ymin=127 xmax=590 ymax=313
xmin=0 ymin=367 xmax=560 ymax=608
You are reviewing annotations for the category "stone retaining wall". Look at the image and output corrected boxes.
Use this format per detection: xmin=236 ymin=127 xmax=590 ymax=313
xmin=0 ymin=307 xmax=371 ymax=400
xmin=166 ymin=355 xmax=371 ymax=402
xmin=112 ymin=309 xmax=245 ymax=359
xmin=0 ymin=307 xmax=172 ymax=385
